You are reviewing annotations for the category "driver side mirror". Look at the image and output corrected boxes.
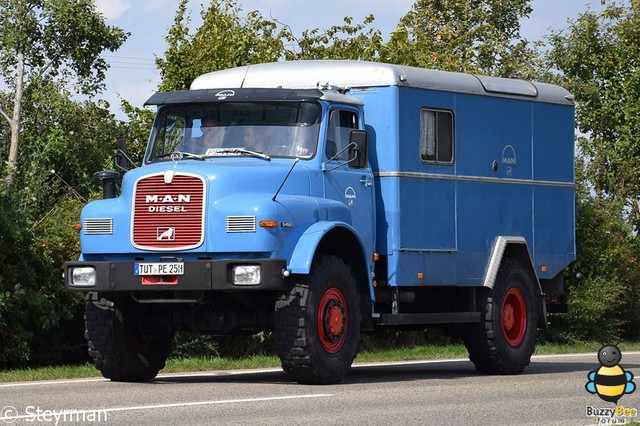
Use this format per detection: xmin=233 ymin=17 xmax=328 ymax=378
xmin=348 ymin=130 xmax=368 ymax=169
xmin=115 ymin=138 xmax=129 ymax=174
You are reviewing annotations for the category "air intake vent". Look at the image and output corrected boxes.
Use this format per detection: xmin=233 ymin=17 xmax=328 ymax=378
xmin=226 ymin=216 xmax=257 ymax=233
xmin=84 ymin=218 xmax=113 ymax=235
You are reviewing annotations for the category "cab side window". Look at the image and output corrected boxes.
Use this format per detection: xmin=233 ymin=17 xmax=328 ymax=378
xmin=326 ymin=109 xmax=358 ymax=162
xmin=420 ymin=109 xmax=454 ymax=164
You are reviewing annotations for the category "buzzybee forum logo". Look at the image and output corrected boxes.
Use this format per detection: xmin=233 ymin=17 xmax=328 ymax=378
xmin=585 ymin=343 xmax=637 ymax=424
xmin=586 ymin=344 xmax=635 ymax=403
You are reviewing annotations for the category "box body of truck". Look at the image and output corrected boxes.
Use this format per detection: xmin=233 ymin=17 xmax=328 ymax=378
xmin=64 ymin=60 xmax=575 ymax=384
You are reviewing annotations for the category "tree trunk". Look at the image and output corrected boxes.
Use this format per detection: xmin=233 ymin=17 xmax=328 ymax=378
xmin=5 ymin=52 xmax=25 ymax=189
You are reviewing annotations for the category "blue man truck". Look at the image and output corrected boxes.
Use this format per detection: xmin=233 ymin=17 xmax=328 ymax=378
xmin=64 ymin=60 xmax=575 ymax=384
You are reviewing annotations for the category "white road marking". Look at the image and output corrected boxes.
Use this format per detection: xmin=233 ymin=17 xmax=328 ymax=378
xmin=0 ymin=377 xmax=107 ymax=388
xmin=350 ymin=351 xmax=640 ymax=369
xmin=0 ymin=394 xmax=334 ymax=421
xmin=531 ymin=350 xmax=640 ymax=359
xmin=0 ymin=368 xmax=282 ymax=388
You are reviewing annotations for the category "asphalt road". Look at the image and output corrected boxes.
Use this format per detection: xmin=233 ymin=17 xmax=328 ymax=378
xmin=1 ymin=352 xmax=640 ymax=425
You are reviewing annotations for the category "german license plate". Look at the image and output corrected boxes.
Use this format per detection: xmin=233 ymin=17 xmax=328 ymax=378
xmin=134 ymin=262 xmax=184 ymax=276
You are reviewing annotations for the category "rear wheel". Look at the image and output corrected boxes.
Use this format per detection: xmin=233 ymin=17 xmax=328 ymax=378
xmin=84 ymin=292 xmax=172 ymax=382
xmin=274 ymin=255 xmax=360 ymax=384
xmin=464 ymin=259 xmax=538 ymax=374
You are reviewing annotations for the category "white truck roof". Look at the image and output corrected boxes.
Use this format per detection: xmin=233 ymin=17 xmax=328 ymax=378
xmin=190 ymin=60 xmax=574 ymax=105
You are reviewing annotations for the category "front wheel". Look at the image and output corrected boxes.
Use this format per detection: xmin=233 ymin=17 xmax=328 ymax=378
xmin=464 ymin=259 xmax=538 ymax=374
xmin=274 ymin=255 xmax=360 ymax=384
xmin=84 ymin=292 xmax=172 ymax=382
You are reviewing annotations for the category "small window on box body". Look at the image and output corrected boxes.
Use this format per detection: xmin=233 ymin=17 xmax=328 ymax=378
xmin=420 ymin=109 xmax=453 ymax=164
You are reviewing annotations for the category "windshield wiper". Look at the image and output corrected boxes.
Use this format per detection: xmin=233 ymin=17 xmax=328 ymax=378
xmin=154 ymin=151 xmax=205 ymax=162
xmin=204 ymin=148 xmax=271 ymax=161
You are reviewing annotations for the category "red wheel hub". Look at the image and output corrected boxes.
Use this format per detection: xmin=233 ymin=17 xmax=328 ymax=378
xmin=317 ymin=287 xmax=348 ymax=353
xmin=502 ymin=288 xmax=527 ymax=347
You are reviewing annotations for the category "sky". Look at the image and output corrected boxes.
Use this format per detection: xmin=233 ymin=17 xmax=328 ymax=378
xmin=93 ymin=0 xmax=608 ymax=119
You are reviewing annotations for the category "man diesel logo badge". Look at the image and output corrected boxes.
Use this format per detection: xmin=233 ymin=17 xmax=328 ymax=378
xmin=145 ymin=194 xmax=191 ymax=213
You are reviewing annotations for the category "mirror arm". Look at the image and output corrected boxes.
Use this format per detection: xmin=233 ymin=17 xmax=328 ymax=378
xmin=115 ymin=148 xmax=138 ymax=173
xmin=322 ymin=142 xmax=357 ymax=173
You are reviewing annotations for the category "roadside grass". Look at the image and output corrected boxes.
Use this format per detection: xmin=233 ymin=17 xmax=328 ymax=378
xmin=2 ymin=341 xmax=640 ymax=383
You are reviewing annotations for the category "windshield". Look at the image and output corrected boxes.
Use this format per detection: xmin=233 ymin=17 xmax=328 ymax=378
xmin=147 ymin=102 xmax=320 ymax=161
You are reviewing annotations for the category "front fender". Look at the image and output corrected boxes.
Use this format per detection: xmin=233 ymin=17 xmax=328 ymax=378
xmin=288 ymin=221 xmax=356 ymax=274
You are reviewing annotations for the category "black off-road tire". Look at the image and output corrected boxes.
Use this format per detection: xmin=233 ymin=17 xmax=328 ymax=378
xmin=274 ymin=255 xmax=360 ymax=384
xmin=464 ymin=258 xmax=538 ymax=374
xmin=84 ymin=292 xmax=172 ymax=382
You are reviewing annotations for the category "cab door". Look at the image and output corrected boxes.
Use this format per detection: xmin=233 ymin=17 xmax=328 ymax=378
xmin=322 ymin=107 xmax=375 ymax=259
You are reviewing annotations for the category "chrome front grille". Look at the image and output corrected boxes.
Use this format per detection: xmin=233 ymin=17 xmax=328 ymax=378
xmin=132 ymin=173 xmax=205 ymax=250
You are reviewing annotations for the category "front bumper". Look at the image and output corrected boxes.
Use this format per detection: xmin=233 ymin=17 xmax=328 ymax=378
xmin=63 ymin=258 xmax=289 ymax=292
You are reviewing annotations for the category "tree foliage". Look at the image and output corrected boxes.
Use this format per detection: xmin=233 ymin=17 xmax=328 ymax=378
xmin=0 ymin=0 xmax=127 ymax=187
xmin=0 ymin=0 xmax=127 ymax=93
xmin=157 ymin=0 xmax=284 ymax=91
xmin=284 ymin=15 xmax=384 ymax=61
xmin=0 ymin=0 xmax=128 ymax=366
xmin=553 ymin=170 xmax=640 ymax=342
xmin=543 ymin=1 xmax=640 ymax=342
xmin=12 ymin=81 xmax=121 ymax=217
xmin=0 ymin=79 xmax=126 ymax=367
xmin=382 ymin=0 xmax=540 ymax=77
xmin=158 ymin=0 xmax=539 ymax=90
xmin=119 ymin=99 xmax=154 ymax=166
xmin=548 ymin=2 xmax=640 ymax=228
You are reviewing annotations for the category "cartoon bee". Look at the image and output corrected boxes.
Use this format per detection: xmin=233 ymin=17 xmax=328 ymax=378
xmin=585 ymin=343 xmax=636 ymax=403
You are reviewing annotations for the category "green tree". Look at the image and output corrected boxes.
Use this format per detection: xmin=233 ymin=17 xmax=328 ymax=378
xmin=548 ymin=2 xmax=640 ymax=228
xmin=119 ymin=99 xmax=154 ymax=165
xmin=545 ymin=1 xmax=640 ymax=342
xmin=0 ymin=80 xmax=125 ymax=367
xmin=383 ymin=0 xmax=540 ymax=78
xmin=157 ymin=0 xmax=284 ymax=91
xmin=17 ymin=81 xmax=121 ymax=217
xmin=551 ymin=158 xmax=640 ymax=342
xmin=158 ymin=0 xmax=542 ymax=89
xmin=284 ymin=15 xmax=384 ymax=61
xmin=0 ymin=0 xmax=127 ymax=188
